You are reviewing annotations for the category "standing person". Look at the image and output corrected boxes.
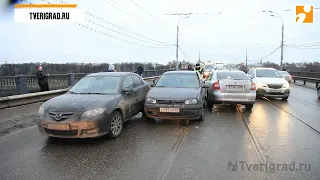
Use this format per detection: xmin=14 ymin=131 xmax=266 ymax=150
xmin=187 ymin=64 xmax=194 ymax=71
xmin=36 ymin=65 xmax=49 ymax=92
xmin=108 ymin=64 xmax=116 ymax=72
xmin=137 ymin=65 xmax=144 ymax=77
xmin=195 ymin=63 xmax=204 ymax=74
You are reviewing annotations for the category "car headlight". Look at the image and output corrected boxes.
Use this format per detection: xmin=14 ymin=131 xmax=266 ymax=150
xmin=146 ymin=97 xmax=157 ymax=104
xmin=282 ymin=83 xmax=290 ymax=88
xmin=185 ymin=99 xmax=198 ymax=105
xmin=81 ymin=108 xmax=106 ymax=118
xmin=256 ymin=82 xmax=267 ymax=88
xmin=38 ymin=106 xmax=44 ymax=116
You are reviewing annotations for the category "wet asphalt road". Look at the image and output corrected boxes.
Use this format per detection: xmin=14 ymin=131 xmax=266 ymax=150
xmin=0 ymin=85 xmax=320 ymax=180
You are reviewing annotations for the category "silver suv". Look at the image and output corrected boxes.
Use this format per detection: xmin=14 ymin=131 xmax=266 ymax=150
xmin=247 ymin=68 xmax=290 ymax=100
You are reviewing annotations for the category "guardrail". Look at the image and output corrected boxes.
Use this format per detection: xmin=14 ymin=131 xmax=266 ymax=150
xmin=289 ymin=71 xmax=320 ymax=79
xmin=292 ymin=76 xmax=320 ymax=88
xmin=0 ymin=69 xmax=174 ymax=97
xmin=0 ymin=76 xmax=160 ymax=109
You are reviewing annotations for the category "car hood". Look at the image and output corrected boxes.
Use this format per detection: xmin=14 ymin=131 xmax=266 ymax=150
xmin=45 ymin=93 xmax=117 ymax=112
xmin=255 ymin=77 xmax=288 ymax=84
xmin=147 ymin=87 xmax=199 ymax=100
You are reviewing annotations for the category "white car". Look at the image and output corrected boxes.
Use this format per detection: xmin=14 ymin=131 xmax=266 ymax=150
xmin=247 ymin=68 xmax=290 ymax=100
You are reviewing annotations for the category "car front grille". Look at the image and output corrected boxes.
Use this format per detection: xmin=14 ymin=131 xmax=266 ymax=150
xmin=267 ymin=84 xmax=283 ymax=89
xmin=49 ymin=112 xmax=74 ymax=121
xmin=157 ymin=100 xmax=185 ymax=104
xmin=45 ymin=129 xmax=78 ymax=136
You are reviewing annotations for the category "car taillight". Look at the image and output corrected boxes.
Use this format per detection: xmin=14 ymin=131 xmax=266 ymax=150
xmin=212 ymin=81 xmax=220 ymax=90
xmin=250 ymin=82 xmax=256 ymax=90
xmin=290 ymin=75 xmax=293 ymax=79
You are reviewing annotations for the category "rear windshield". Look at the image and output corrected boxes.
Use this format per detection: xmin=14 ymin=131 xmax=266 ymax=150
xmin=216 ymin=71 xmax=249 ymax=80
xmin=155 ymin=74 xmax=199 ymax=88
xmin=279 ymin=71 xmax=290 ymax=75
xmin=256 ymin=69 xmax=282 ymax=78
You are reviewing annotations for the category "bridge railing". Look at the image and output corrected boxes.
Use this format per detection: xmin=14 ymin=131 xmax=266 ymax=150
xmin=0 ymin=69 xmax=175 ymax=97
xmin=288 ymin=71 xmax=320 ymax=79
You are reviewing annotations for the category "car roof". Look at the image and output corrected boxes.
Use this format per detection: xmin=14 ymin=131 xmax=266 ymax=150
xmin=86 ymin=72 xmax=131 ymax=77
xmin=214 ymin=70 xmax=245 ymax=73
xmin=250 ymin=67 xmax=276 ymax=70
xmin=163 ymin=70 xmax=197 ymax=75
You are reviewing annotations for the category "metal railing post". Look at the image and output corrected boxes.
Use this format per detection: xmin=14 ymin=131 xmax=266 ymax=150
xmin=15 ymin=75 xmax=28 ymax=95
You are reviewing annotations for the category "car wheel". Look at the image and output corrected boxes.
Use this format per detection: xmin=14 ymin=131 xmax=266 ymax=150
xmin=108 ymin=111 xmax=123 ymax=138
xmin=198 ymin=107 xmax=204 ymax=121
xmin=282 ymin=96 xmax=289 ymax=101
xmin=245 ymin=104 xmax=253 ymax=110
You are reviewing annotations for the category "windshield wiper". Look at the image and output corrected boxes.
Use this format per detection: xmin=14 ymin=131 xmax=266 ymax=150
xmin=87 ymin=92 xmax=107 ymax=94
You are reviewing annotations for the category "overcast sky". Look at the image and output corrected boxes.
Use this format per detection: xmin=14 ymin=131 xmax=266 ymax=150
xmin=0 ymin=0 xmax=319 ymax=65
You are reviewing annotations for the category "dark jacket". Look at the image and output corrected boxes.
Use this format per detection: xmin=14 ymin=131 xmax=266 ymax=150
xmin=137 ymin=66 xmax=144 ymax=74
xmin=36 ymin=70 xmax=48 ymax=83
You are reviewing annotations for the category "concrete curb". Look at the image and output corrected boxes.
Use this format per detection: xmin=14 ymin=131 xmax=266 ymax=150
xmin=0 ymin=76 xmax=160 ymax=109
xmin=0 ymin=89 xmax=68 ymax=109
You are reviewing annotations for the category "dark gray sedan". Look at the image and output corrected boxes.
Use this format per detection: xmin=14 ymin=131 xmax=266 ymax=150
xmin=37 ymin=72 xmax=151 ymax=138
xmin=144 ymin=71 xmax=208 ymax=121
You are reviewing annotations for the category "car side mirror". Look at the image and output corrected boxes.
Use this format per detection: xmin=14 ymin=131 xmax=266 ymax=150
xmin=123 ymin=86 xmax=133 ymax=93
xmin=248 ymin=75 xmax=253 ymax=79
xmin=202 ymin=84 xmax=209 ymax=88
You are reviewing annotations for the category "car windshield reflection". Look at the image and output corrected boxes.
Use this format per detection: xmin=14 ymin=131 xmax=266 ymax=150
xmin=155 ymin=74 xmax=199 ymax=88
xmin=256 ymin=70 xmax=282 ymax=78
xmin=69 ymin=76 xmax=121 ymax=94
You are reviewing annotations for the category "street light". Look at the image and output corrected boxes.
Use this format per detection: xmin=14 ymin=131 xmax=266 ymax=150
xmin=176 ymin=15 xmax=190 ymax=69
xmin=263 ymin=10 xmax=285 ymax=69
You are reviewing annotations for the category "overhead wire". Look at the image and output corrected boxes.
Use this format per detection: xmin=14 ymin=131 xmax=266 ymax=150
xmin=178 ymin=46 xmax=191 ymax=61
xmin=22 ymin=0 xmax=175 ymax=48
xmin=101 ymin=0 xmax=173 ymax=37
xmin=56 ymin=0 xmax=174 ymax=46
xmin=129 ymin=0 xmax=173 ymax=29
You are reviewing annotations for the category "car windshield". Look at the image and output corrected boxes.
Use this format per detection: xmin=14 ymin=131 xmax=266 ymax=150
xmin=216 ymin=71 xmax=249 ymax=80
xmin=69 ymin=76 xmax=121 ymax=94
xmin=279 ymin=71 xmax=290 ymax=76
xmin=205 ymin=65 xmax=214 ymax=70
xmin=155 ymin=74 xmax=199 ymax=88
xmin=256 ymin=69 xmax=282 ymax=78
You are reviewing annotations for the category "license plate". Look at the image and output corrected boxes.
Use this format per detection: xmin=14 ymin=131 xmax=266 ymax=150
xmin=159 ymin=108 xmax=180 ymax=113
xmin=270 ymin=89 xmax=281 ymax=93
xmin=227 ymin=85 xmax=244 ymax=91
xmin=47 ymin=123 xmax=70 ymax=130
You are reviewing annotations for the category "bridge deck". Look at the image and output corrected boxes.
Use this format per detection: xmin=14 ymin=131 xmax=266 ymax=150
xmin=0 ymin=84 xmax=319 ymax=180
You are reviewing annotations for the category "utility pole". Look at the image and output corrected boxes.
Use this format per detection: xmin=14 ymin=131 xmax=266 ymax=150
xmin=245 ymin=48 xmax=248 ymax=72
xmin=280 ymin=23 xmax=284 ymax=70
xmin=198 ymin=50 xmax=201 ymax=62
xmin=176 ymin=25 xmax=179 ymax=69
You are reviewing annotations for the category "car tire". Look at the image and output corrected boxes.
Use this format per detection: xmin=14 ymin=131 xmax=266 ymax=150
xmin=207 ymin=100 xmax=213 ymax=109
xmin=142 ymin=111 xmax=155 ymax=123
xmin=108 ymin=111 xmax=123 ymax=138
xmin=198 ymin=107 xmax=204 ymax=121
xmin=245 ymin=104 xmax=253 ymax=110
xmin=282 ymin=96 xmax=289 ymax=101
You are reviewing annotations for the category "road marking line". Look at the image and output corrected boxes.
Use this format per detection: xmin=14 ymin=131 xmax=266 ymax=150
xmin=0 ymin=125 xmax=37 ymax=140
xmin=289 ymin=96 xmax=320 ymax=111
xmin=155 ymin=127 xmax=189 ymax=180
xmin=235 ymin=105 xmax=276 ymax=180
xmin=262 ymin=98 xmax=320 ymax=136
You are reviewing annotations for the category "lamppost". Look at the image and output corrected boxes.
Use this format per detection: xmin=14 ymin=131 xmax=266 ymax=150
xmin=263 ymin=10 xmax=284 ymax=69
xmin=198 ymin=46 xmax=207 ymax=63
xmin=176 ymin=15 xmax=190 ymax=69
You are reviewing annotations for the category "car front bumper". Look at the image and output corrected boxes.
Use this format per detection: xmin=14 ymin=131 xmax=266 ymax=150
xmin=256 ymin=87 xmax=290 ymax=98
xmin=37 ymin=114 xmax=112 ymax=138
xmin=144 ymin=103 xmax=202 ymax=120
